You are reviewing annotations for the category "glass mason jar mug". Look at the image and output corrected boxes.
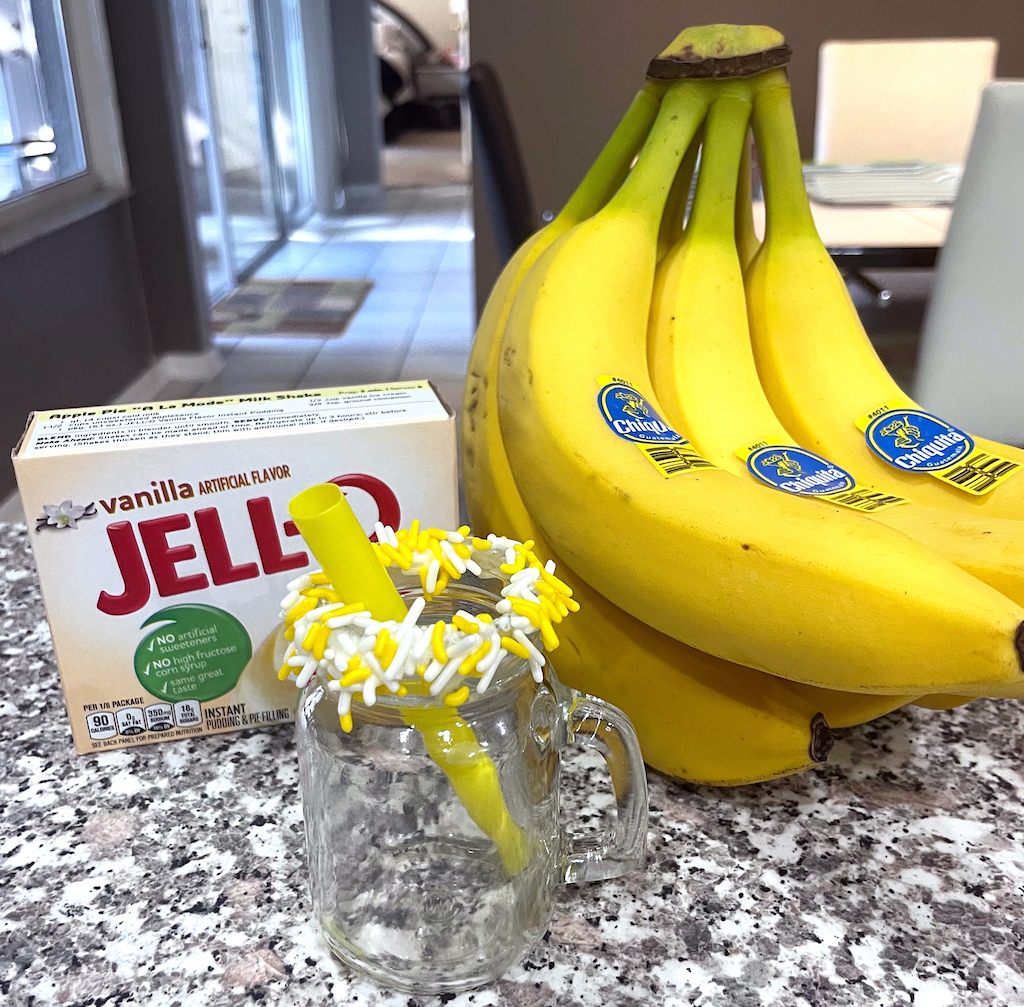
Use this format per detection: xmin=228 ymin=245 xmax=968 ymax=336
xmin=295 ymin=581 xmax=648 ymax=994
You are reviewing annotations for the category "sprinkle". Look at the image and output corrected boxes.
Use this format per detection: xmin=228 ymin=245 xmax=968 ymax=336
xmin=538 ymin=611 xmax=559 ymax=651
xmin=501 ymin=635 xmax=530 ymax=660
xmin=431 ymin=620 xmax=448 ymax=663
xmin=459 ymin=639 xmax=491 ymax=675
xmin=529 ymin=658 xmax=544 ymax=682
xmin=409 ymin=519 xmax=420 ymax=543
xmin=340 ymin=712 xmax=353 ymax=732
xmin=302 ymin=587 xmax=342 ymax=602
xmin=374 ymin=628 xmax=391 ymax=660
xmin=363 ymin=674 xmax=380 ymax=706
xmin=341 ymin=664 xmax=371 ymax=687
xmin=447 ymin=530 xmax=465 ymax=544
xmin=440 ymin=538 xmax=467 ymax=574
xmin=381 ymin=636 xmax=398 ymax=669
xmin=312 ymin=623 xmax=332 ymax=660
xmin=425 ymin=559 xmax=440 ymax=595
xmin=427 ymin=527 xmax=448 ymax=539
xmin=374 ymin=521 xmax=387 ymax=543
xmin=302 ymin=623 xmax=320 ymax=651
xmin=472 ymin=537 xmax=491 ymax=551
xmin=444 ymin=686 xmax=470 ymax=707
xmin=453 ymin=541 xmax=473 ymax=560
xmin=465 ymin=558 xmax=482 ymax=576
xmin=513 ymin=629 xmax=545 ymax=666
xmin=458 ymin=525 xmax=471 ymax=537
xmin=510 ymin=597 xmax=544 ymax=625
xmin=477 ymin=613 xmax=493 ymax=624
xmin=279 ymin=590 xmax=301 ymax=612
xmin=496 ymin=599 xmax=513 ymax=614
xmin=296 ymin=658 xmax=319 ymax=688
xmin=286 ymin=597 xmax=318 ymax=626
xmin=286 ymin=573 xmax=313 ymax=592
xmin=379 ymin=542 xmax=412 ymax=570
xmin=476 ymin=639 xmax=504 ymax=674
xmin=452 ymin=613 xmax=479 ymax=634
xmin=310 ymin=572 xmax=330 ymax=585
xmin=277 ymin=661 xmax=291 ymax=681
xmin=417 ymin=529 xmax=430 ymax=552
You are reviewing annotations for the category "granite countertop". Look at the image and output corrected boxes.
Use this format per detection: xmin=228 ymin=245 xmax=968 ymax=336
xmin=3 ymin=518 xmax=1024 ymax=1006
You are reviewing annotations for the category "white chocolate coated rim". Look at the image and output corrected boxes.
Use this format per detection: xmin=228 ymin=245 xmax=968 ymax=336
xmin=276 ymin=524 xmax=579 ymax=731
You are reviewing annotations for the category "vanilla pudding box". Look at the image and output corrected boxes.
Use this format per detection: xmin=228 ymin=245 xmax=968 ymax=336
xmin=12 ymin=381 xmax=458 ymax=753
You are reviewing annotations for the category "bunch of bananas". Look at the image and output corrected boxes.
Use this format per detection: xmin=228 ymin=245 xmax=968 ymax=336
xmin=462 ymin=25 xmax=1024 ymax=786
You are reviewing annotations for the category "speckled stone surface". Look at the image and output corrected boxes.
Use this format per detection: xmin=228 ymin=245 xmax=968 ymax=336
xmin=3 ymin=519 xmax=1024 ymax=1006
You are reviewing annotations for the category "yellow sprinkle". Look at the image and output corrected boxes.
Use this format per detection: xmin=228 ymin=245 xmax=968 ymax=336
xmin=409 ymin=519 xmax=420 ymax=542
xmin=445 ymin=686 xmax=470 ymax=707
xmin=302 ymin=623 xmax=320 ymax=651
xmin=340 ymin=712 xmax=353 ymax=732
xmin=501 ymin=635 xmax=530 ymax=660
xmin=341 ymin=665 xmax=371 ymax=687
xmin=534 ymin=579 xmax=557 ymax=599
xmin=310 ymin=572 xmax=330 ymax=584
xmin=302 ymin=587 xmax=341 ymax=603
xmin=540 ymin=567 xmax=574 ymax=597
xmin=320 ymin=601 xmax=365 ymax=622
xmin=500 ymin=553 xmax=527 ymax=575
xmin=380 ymin=543 xmax=412 ymax=570
xmin=372 ymin=542 xmax=392 ymax=567
xmin=564 ymin=595 xmax=581 ymax=612
xmin=429 ymin=539 xmax=443 ymax=560
xmin=435 ymin=570 xmax=450 ymax=595
xmin=510 ymin=597 xmax=544 ymax=626
xmin=427 ymin=527 xmax=448 ymax=539
xmin=452 ymin=614 xmax=479 ymax=634
xmin=286 ymin=597 xmax=318 ymax=625
xmin=521 ymin=539 xmax=535 ymax=552
xmin=539 ymin=612 xmax=559 ymax=651
xmin=472 ymin=537 xmax=491 ymax=551
xmin=284 ymin=626 xmax=295 ymax=641
xmin=419 ymin=563 xmax=429 ymax=591
xmin=453 ymin=542 xmax=472 ymax=559
xmin=478 ymin=613 xmax=493 ymax=624
xmin=440 ymin=557 xmax=462 ymax=580
xmin=382 ymin=637 xmax=398 ymax=669
xmin=277 ymin=661 xmax=292 ymax=681
xmin=416 ymin=662 xmax=428 ymax=677
xmin=397 ymin=685 xmax=408 ymax=697
xmin=458 ymin=525 xmax=470 ymax=537
xmin=431 ymin=620 xmax=448 ymax=662
xmin=374 ymin=628 xmax=391 ymax=660
xmin=312 ymin=623 xmax=332 ymax=660
xmin=539 ymin=595 xmax=563 ymax=625
xmin=460 ymin=640 xmax=491 ymax=675
xmin=417 ymin=529 xmax=430 ymax=552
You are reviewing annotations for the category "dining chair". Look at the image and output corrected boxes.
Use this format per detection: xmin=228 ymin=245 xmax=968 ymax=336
xmin=814 ymin=38 xmax=998 ymax=165
xmin=914 ymin=81 xmax=1024 ymax=445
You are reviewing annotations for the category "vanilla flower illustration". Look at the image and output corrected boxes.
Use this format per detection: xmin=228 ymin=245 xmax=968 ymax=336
xmin=42 ymin=500 xmax=90 ymax=529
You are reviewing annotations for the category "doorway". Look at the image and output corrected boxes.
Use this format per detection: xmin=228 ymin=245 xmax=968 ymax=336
xmin=170 ymin=0 xmax=315 ymax=302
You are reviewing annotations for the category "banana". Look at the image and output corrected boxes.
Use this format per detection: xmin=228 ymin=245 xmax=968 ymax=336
xmin=464 ymin=81 xmax=665 ymax=537
xmin=463 ymin=74 xmax=901 ymax=783
xmin=746 ymin=69 xmax=1024 ymax=519
xmin=497 ymin=79 xmax=1024 ymax=699
xmin=648 ymin=86 xmax=1024 ymax=615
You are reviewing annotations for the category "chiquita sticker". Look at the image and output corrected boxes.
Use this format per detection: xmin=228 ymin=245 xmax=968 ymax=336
xmin=597 ymin=377 xmax=714 ymax=478
xmin=856 ymin=399 xmax=1021 ymax=496
xmin=737 ymin=441 xmax=906 ymax=513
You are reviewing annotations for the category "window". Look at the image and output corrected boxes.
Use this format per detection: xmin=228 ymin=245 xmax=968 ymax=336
xmin=0 ymin=0 xmax=127 ymax=254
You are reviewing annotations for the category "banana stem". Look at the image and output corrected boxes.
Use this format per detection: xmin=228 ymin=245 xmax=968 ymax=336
xmin=657 ymin=124 xmax=703 ymax=260
xmin=560 ymin=81 xmax=665 ymax=227
xmin=608 ymin=82 xmax=711 ymax=233
xmin=735 ymin=129 xmax=761 ymax=270
xmin=686 ymin=90 xmax=752 ymax=243
xmin=751 ymin=69 xmax=817 ymax=242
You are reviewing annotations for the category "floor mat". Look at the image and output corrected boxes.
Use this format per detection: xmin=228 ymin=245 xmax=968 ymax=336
xmin=212 ymin=278 xmax=373 ymax=336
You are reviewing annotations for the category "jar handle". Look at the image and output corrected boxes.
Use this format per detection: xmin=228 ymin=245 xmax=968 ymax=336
xmin=559 ymin=691 xmax=649 ymax=884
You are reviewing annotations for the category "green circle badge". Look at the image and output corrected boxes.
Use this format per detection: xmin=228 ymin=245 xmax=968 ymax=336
xmin=135 ymin=605 xmax=252 ymax=702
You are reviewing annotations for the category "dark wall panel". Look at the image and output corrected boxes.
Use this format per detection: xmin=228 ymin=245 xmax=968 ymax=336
xmin=469 ymin=0 xmax=1024 ymax=306
xmin=0 ymin=202 xmax=153 ymax=498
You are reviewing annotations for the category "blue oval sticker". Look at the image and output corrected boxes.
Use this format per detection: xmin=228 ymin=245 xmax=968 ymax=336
xmin=747 ymin=445 xmax=855 ymax=496
xmin=597 ymin=382 xmax=682 ymax=444
xmin=864 ymin=408 xmax=973 ymax=472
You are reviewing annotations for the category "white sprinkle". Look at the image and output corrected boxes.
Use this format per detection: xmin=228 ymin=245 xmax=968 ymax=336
xmin=384 ymin=525 xmax=400 ymax=549
xmin=280 ymin=590 xmax=301 ymax=612
xmin=425 ymin=559 xmax=440 ymax=594
xmin=505 ymin=547 xmax=517 ymax=565
xmin=429 ymin=657 xmax=464 ymax=696
xmin=286 ymin=574 xmax=313 ymax=592
xmin=510 ymin=615 xmax=533 ymax=630
xmin=455 ymin=609 xmax=480 ymax=630
xmin=529 ymin=658 xmax=544 ymax=682
xmin=511 ymin=567 xmax=541 ymax=585
xmin=332 ymin=632 xmax=357 ymax=657
xmin=447 ymin=531 xmax=465 ymax=543
xmin=513 ymin=629 xmax=545 ymax=665
xmin=363 ymin=674 xmax=380 ymax=706
xmin=496 ymin=599 xmax=513 ymax=614
xmin=440 ymin=539 xmax=467 ymax=574
xmin=296 ymin=658 xmax=319 ymax=688
xmin=477 ymin=661 xmax=500 ymax=692
xmin=477 ymin=639 xmax=504 ymax=674
xmin=445 ymin=633 xmax=482 ymax=661
xmin=363 ymin=650 xmax=384 ymax=678
xmin=545 ymin=560 xmax=556 ymax=574
xmin=489 ymin=534 xmax=517 ymax=549
xmin=412 ymin=627 xmax=433 ymax=661
xmin=287 ymin=655 xmax=306 ymax=667
xmin=324 ymin=648 xmax=335 ymax=661
xmin=338 ymin=690 xmax=352 ymax=716
xmin=465 ymin=558 xmax=482 ymax=577
xmin=423 ymin=658 xmax=444 ymax=683
xmin=374 ymin=521 xmax=388 ymax=543
xmin=326 ymin=679 xmax=341 ymax=693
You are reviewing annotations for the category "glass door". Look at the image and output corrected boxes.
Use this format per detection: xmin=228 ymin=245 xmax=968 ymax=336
xmin=199 ymin=0 xmax=280 ymax=277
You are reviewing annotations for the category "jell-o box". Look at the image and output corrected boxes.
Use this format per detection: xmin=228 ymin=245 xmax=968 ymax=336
xmin=12 ymin=382 xmax=457 ymax=753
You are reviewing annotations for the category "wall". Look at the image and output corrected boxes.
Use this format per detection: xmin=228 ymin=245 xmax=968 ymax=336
xmin=468 ymin=0 xmax=1024 ymax=307
xmin=0 ymin=202 xmax=153 ymax=499
xmin=390 ymin=0 xmax=458 ymax=53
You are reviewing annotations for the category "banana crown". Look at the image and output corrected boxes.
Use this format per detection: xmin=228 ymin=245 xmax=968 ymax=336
xmin=658 ymin=24 xmax=785 ymax=60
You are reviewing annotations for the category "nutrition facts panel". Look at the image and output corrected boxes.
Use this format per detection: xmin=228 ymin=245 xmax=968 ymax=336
xmin=19 ymin=382 xmax=449 ymax=454
xmin=85 ymin=701 xmax=202 ymax=740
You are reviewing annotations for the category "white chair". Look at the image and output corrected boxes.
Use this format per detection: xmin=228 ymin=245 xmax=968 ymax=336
xmin=914 ymin=81 xmax=1024 ymax=445
xmin=814 ymin=39 xmax=997 ymax=165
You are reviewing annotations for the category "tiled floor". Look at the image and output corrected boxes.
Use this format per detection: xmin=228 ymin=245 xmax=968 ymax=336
xmin=199 ymin=183 xmax=474 ymax=414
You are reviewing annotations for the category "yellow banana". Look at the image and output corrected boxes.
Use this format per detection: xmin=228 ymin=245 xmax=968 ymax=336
xmin=648 ymin=86 xmax=1024 ymax=616
xmin=497 ymin=79 xmax=1024 ymax=699
xmin=746 ymin=69 xmax=1024 ymax=519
